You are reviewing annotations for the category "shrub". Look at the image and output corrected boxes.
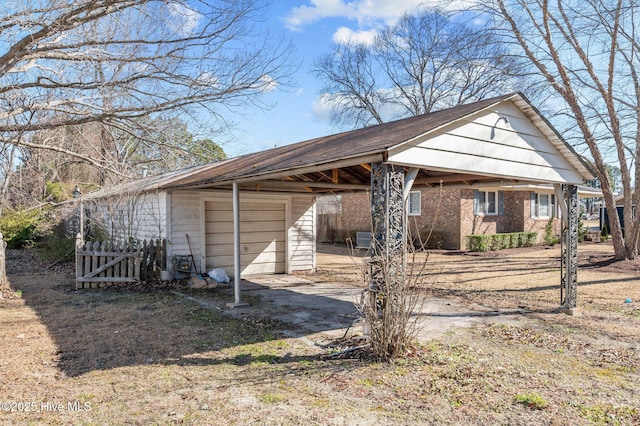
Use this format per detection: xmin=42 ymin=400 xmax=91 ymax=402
xmin=600 ymin=221 xmax=609 ymax=241
xmin=466 ymin=232 xmax=538 ymax=252
xmin=0 ymin=210 xmax=44 ymax=248
xmin=544 ymin=217 xmax=559 ymax=246
xmin=45 ymin=181 xmax=71 ymax=203
xmin=466 ymin=234 xmax=492 ymax=252
xmin=578 ymin=214 xmax=588 ymax=242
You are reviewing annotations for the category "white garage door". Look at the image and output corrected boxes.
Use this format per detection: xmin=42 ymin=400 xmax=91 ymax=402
xmin=204 ymin=200 xmax=286 ymax=275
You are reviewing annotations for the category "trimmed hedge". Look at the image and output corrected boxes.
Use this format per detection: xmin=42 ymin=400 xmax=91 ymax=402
xmin=466 ymin=232 xmax=537 ymax=252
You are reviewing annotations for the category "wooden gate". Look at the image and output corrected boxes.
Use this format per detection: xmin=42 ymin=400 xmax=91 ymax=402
xmin=76 ymin=238 xmax=168 ymax=289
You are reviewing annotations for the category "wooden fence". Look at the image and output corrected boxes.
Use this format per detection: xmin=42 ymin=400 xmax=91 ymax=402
xmin=75 ymin=238 xmax=167 ymax=289
xmin=317 ymin=213 xmax=342 ymax=242
xmin=0 ymin=231 xmax=7 ymax=298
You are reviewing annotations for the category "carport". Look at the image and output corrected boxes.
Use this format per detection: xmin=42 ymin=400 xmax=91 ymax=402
xmin=160 ymin=92 xmax=593 ymax=313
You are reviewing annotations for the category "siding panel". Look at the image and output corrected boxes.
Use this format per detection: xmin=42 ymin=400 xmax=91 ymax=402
xmin=289 ymin=195 xmax=316 ymax=272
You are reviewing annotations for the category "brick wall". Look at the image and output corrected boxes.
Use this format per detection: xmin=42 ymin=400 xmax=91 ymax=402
xmin=521 ymin=192 xmax=562 ymax=243
xmin=333 ymin=189 xmax=464 ymax=249
xmin=320 ymin=189 xmax=560 ymax=249
xmin=408 ymin=188 xmax=461 ymax=249
xmin=459 ymin=190 xmax=557 ymax=249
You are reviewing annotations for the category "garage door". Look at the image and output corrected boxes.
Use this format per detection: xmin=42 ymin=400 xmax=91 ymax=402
xmin=204 ymin=200 xmax=286 ymax=275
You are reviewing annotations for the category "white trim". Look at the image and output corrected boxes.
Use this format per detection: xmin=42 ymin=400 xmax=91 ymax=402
xmin=476 ymin=190 xmax=499 ymax=216
xmin=408 ymin=191 xmax=421 ymax=216
xmin=165 ymin=191 xmax=173 ymax=265
xmin=531 ymin=191 xmax=558 ymax=219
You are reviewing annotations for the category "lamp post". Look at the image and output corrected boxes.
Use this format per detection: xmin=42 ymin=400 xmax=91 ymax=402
xmin=72 ymin=185 xmax=83 ymax=242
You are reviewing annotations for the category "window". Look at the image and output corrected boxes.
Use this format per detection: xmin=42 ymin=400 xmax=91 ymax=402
xmin=531 ymin=192 xmax=556 ymax=218
xmin=408 ymin=191 xmax=421 ymax=216
xmin=474 ymin=190 xmax=502 ymax=215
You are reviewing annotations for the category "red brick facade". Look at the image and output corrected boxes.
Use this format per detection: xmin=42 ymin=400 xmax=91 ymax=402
xmin=319 ymin=189 xmax=560 ymax=250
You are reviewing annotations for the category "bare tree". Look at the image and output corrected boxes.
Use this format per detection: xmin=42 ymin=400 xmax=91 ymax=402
xmin=487 ymin=0 xmax=640 ymax=260
xmin=313 ymin=8 xmax=521 ymax=128
xmin=0 ymin=0 xmax=295 ymax=192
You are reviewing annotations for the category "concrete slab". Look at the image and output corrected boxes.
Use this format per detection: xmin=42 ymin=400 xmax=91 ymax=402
xmin=223 ymin=275 xmax=530 ymax=342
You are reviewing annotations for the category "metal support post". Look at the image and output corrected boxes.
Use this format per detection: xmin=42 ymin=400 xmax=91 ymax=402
xmin=561 ymin=184 xmax=580 ymax=315
xmin=228 ymin=181 xmax=248 ymax=308
xmin=368 ymin=162 xmax=406 ymax=315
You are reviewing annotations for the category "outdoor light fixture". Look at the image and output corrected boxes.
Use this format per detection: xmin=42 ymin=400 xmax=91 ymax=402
xmin=491 ymin=116 xmax=511 ymax=140
xmin=496 ymin=115 xmax=510 ymax=127
xmin=72 ymin=185 xmax=82 ymax=199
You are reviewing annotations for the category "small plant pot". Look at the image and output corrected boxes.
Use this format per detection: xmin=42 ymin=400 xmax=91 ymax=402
xmin=160 ymin=270 xmax=174 ymax=281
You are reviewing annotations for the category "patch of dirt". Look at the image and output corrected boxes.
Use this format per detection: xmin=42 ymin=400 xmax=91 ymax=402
xmin=585 ymin=254 xmax=640 ymax=272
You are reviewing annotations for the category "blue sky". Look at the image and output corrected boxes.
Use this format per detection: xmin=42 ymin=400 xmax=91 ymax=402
xmin=224 ymin=0 xmax=438 ymax=156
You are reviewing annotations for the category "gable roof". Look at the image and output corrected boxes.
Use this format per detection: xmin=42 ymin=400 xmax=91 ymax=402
xmin=86 ymin=92 xmax=594 ymax=198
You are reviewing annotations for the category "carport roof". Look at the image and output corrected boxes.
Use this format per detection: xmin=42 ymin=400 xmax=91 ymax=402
xmin=89 ymin=92 xmax=594 ymax=198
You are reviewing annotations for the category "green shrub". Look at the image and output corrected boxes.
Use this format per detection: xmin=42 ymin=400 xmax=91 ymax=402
xmin=466 ymin=232 xmax=538 ymax=252
xmin=578 ymin=215 xmax=587 ymax=242
xmin=466 ymin=234 xmax=492 ymax=251
xmin=600 ymin=221 xmax=609 ymax=241
xmin=0 ymin=210 xmax=44 ymax=248
xmin=544 ymin=217 xmax=559 ymax=246
xmin=526 ymin=232 xmax=538 ymax=246
xmin=45 ymin=181 xmax=71 ymax=203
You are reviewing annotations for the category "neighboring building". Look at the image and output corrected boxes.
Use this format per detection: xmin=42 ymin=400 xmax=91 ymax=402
xmin=320 ymin=185 xmax=601 ymax=250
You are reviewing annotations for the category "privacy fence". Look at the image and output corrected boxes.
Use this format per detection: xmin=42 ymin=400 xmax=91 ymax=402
xmin=75 ymin=237 xmax=167 ymax=289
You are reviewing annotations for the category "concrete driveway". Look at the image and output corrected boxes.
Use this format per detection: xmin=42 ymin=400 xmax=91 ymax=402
xmin=224 ymin=274 xmax=528 ymax=343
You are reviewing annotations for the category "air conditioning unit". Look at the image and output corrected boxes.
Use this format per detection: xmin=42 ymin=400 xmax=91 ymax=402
xmin=356 ymin=231 xmax=372 ymax=249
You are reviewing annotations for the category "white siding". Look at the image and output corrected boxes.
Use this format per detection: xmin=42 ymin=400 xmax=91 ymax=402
xmin=387 ymin=100 xmax=585 ymax=184
xmin=289 ymin=195 xmax=316 ymax=272
xmin=169 ymin=190 xmax=203 ymax=272
xmin=94 ymin=189 xmax=316 ymax=277
xmin=93 ymin=191 xmax=168 ymax=243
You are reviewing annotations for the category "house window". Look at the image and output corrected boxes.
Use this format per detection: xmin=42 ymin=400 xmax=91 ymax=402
xmin=408 ymin=191 xmax=421 ymax=216
xmin=531 ymin=192 xmax=556 ymax=218
xmin=474 ymin=190 xmax=502 ymax=216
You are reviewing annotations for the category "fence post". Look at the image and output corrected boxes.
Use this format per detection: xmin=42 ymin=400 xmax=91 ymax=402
xmin=0 ymin=231 xmax=7 ymax=297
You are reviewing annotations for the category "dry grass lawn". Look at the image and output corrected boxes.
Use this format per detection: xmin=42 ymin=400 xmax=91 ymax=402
xmin=1 ymin=241 xmax=639 ymax=425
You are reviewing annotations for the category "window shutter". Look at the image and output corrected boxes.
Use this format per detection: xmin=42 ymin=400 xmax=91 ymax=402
xmin=498 ymin=191 xmax=505 ymax=215
xmin=474 ymin=190 xmax=479 ymax=215
xmin=530 ymin=192 xmax=537 ymax=218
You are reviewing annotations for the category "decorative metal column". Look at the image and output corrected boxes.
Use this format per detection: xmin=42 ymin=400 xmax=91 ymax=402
xmin=561 ymin=184 xmax=579 ymax=312
xmin=369 ymin=163 xmax=406 ymax=308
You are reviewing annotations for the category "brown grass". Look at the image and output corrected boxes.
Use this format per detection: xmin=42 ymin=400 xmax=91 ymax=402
xmin=1 ymin=242 xmax=639 ymax=425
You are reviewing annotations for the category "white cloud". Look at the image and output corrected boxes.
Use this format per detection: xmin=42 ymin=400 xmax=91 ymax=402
xmin=284 ymin=0 xmax=427 ymax=31
xmin=257 ymin=74 xmax=278 ymax=93
xmin=196 ymin=71 xmax=220 ymax=88
xmin=311 ymin=93 xmax=336 ymax=122
xmin=332 ymin=27 xmax=378 ymax=45
xmin=167 ymin=2 xmax=202 ymax=36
